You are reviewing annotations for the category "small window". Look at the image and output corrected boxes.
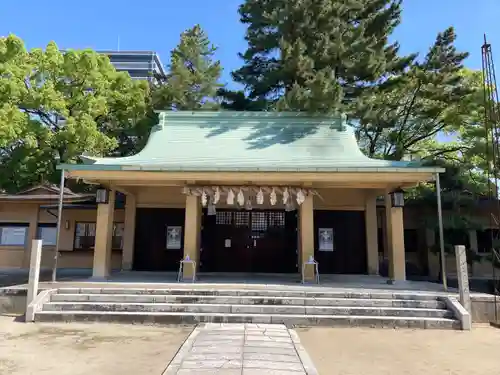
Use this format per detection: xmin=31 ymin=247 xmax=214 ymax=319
xmin=0 ymin=224 xmax=28 ymax=246
xmin=74 ymin=222 xmax=124 ymax=250
xmin=74 ymin=222 xmax=96 ymax=249
xmin=37 ymin=223 xmax=57 ymax=246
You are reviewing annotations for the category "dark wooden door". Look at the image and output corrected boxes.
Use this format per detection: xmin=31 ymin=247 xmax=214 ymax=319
xmin=201 ymin=210 xmax=252 ymax=272
xmin=201 ymin=209 xmax=298 ymax=273
xmin=133 ymin=208 xmax=184 ymax=271
xmin=314 ymin=210 xmax=367 ymax=274
xmin=251 ymin=211 xmax=298 ymax=273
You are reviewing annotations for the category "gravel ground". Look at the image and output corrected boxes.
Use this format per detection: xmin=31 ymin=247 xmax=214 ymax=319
xmin=297 ymin=325 xmax=500 ymax=375
xmin=0 ymin=316 xmax=191 ymax=375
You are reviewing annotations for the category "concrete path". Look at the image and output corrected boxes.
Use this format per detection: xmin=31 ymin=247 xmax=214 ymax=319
xmin=164 ymin=323 xmax=318 ymax=374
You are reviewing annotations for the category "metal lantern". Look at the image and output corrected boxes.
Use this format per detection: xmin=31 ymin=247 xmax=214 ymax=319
xmin=390 ymin=188 xmax=405 ymax=208
xmin=96 ymin=187 xmax=109 ymax=204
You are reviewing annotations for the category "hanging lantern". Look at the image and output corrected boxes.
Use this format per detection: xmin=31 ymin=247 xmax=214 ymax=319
xmin=201 ymin=190 xmax=208 ymax=207
xmin=256 ymin=188 xmax=264 ymax=205
xmin=270 ymin=188 xmax=277 ymax=206
xmin=390 ymin=188 xmax=405 ymax=208
xmin=285 ymin=201 xmax=295 ymax=212
xmin=282 ymin=187 xmax=289 ymax=205
xmin=227 ymin=189 xmax=235 ymax=205
xmin=296 ymin=189 xmax=305 ymax=205
xmin=245 ymin=199 xmax=253 ymax=211
xmin=237 ymin=189 xmax=245 ymax=206
xmin=214 ymin=187 xmax=221 ymax=204
xmin=96 ymin=187 xmax=109 ymax=204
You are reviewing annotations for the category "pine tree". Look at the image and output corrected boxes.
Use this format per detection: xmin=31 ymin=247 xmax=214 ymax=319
xmin=154 ymin=25 xmax=222 ymax=110
xmin=354 ymin=27 xmax=472 ymax=161
xmin=123 ymin=25 xmax=223 ymax=155
xmin=226 ymin=0 xmax=412 ymax=113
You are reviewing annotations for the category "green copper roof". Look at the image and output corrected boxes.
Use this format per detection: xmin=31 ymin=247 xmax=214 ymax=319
xmin=58 ymin=111 xmax=444 ymax=173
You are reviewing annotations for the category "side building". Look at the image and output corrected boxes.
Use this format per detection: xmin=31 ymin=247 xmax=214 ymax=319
xmin=99 ymin=50 xmax=166 ymax=83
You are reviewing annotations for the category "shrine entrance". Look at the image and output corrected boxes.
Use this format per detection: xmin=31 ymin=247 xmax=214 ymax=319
xmin=200 ymin=209 xmax=298 ymax=273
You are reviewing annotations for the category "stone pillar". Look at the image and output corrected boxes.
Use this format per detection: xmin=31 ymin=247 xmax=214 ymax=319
xmin=455 ymin=245 xmax=471 ymax=313
xmin=183 ymin=195 xmax=201 ymax=279
xmin=365 ymin=193 xmax=379 ymax=275
xmin=385 ymin=193 xmax=406 ymax=281
xmin=23 ymin=205 xmax=40 ymax=268
xmin=121 ymin=194 xmax=136 ymax=271
xmin=25 ymin=239 xmax=42 ymax=322
xmin=92 ymin=190 xmax=115 ymax=278
xmin=299 ymin=195 xmax=315 ymax=281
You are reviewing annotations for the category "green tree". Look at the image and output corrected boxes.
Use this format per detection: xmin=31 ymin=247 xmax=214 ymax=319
xmin=353 ymin=28 xmax=472 ymax=161
xmin=122 ymin=25 xmax=223 ymax=156
xmin=154 ymin=24 xmax=222 ymax=111
xmin=0 ymin=34 xmax=149 ymax=192
xmin=224 ymin=0 xmax=412 ymax=113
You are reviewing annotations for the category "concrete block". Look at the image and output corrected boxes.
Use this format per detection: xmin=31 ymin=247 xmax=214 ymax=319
xmin=444 ymin=297 xmax=472 ymax=330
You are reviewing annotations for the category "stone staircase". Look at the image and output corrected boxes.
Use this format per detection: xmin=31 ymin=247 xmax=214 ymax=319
xmin=32 ymin=287 xmax=464 ymax=329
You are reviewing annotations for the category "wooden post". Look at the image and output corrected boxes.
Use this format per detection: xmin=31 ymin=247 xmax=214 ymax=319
xmin=183 ymin=195 xmax=201 ymax=279
xmin=365 ymin=193 xmax=379 ymax=275
xmin=122 ymin=194 xmax=136 ymax=271
xmin=300 ymin=195 xmax=315 ymax=281
xmin=385 ymin=193 xmax=406 ymax=281
xmin=92 ymin=190 xmax=116 ymax=278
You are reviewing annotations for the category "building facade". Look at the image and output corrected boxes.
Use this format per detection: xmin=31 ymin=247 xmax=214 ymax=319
xmin=1 ymin=112 xmax=497 ymax=280
xmin=60 ymin=111 xmax=443 ymax=282
xmin=99 ymin=50 xmax=165 ymax=82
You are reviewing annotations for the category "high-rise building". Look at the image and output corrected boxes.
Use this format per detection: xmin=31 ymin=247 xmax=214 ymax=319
xmin=99 ymin=50 xmax=166 ymax=82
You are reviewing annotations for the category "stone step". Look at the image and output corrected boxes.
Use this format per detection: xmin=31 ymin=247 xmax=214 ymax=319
xmin=49 ymin=293 xmax=447 ymax=309
xmin=55 ymin=288 xmax=443 ymax=301
xmin=42 ymin=302 xmax=453 ymax=318
xmin=34 ymin=310 xmax=461 ymax=329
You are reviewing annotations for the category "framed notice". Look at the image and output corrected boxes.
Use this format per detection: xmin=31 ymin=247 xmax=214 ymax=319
xmin=318 ymin=228 xmax=334 ymax=251
xmin=166 ymin=226 xmax=182 ymax=250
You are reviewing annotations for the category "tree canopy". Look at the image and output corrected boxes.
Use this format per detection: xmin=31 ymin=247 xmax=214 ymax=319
xmin=0 ymin=4 xmax=493 ymax=215
xmin=224 ymin=0 xmax=412 ymax=113
xmin=0 ymin=35 xmax=149 ymax=192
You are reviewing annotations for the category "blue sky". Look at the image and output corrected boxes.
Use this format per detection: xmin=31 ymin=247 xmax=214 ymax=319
xmin=1 ymin=0 xmax=499 ymax=89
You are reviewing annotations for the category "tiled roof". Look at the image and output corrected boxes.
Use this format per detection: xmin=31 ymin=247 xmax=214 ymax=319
xmin=60 ymin=111 xmax=444 ymax=173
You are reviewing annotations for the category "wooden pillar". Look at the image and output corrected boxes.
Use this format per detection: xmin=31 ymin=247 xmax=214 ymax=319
xmin=183 ymin=195 xmax=201 ymax=279
xmin=299 ymin=195 xmax=315 ymax=281
xmin=23 ymin=204 xmax=40 ymax=267
xmin=365 ymin=193 xmax=379 ymax=275
xmin=385 ymin=193 xmax=406 ymax=281
xmin=92 ymin=190 xmax=115 ymax=278
xmin=121 ymin=194 xmax=136 ymax=271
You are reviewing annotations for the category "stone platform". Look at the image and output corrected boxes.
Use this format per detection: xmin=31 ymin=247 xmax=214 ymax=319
xmin=31 ymin=286 xmax=466 ymax=329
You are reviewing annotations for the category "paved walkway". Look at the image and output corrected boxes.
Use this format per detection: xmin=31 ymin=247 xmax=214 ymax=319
xmin=164 ymin=323 xmax=317 ymax=374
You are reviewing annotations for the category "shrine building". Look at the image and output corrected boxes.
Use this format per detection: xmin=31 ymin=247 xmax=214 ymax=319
xmin=51 ymin=111 xmax=443 ymax=282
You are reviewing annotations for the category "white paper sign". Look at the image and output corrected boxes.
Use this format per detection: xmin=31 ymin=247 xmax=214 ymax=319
xmin=318 ymin=228 xmax=334 ymax=251
xmin=166 ymin=226 xmax=182 ymax=249
xmin=225 ymin=239 xmax=231 ymax=248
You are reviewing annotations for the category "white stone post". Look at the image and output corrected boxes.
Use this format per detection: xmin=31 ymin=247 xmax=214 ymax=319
xmin=455 ymin=245 xmax=471 ymax=313
xmin=26 ymin=240 xmax=42 ymax=315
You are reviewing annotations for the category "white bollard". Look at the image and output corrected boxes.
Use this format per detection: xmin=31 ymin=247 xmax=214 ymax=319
xmin=26 ymin=239 xmax=42 ymax=319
